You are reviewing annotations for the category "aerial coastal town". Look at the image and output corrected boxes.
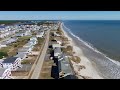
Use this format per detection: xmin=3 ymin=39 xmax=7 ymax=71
xmin=0 ymin=20 xmax=85 ymax=79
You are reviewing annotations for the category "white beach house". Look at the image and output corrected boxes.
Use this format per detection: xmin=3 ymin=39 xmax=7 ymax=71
xmin=2 ymin=57 xmax=22 ymax=71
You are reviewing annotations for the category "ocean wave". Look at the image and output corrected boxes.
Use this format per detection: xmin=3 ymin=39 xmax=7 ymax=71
xmin=62 ymin=22 xmax=120 ymax=66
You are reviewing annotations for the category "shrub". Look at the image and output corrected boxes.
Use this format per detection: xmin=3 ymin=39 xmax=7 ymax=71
xmin=14 ymin=44 xmax=18 ymax=47
xmin=66 ymin=45 xmax=73 ymax=51
xmin=0 ymin=52 xmax=8 ymax=59
xmin=70 ymin=56 xmax=81 ymax=64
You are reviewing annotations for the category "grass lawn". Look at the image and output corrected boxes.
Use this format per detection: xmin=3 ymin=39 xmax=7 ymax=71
xmin=0 ymin=36 xmax=32 ymax=58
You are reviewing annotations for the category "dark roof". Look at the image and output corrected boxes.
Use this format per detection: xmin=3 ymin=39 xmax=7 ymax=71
xmin=2 ymin=57 xmax=18 ymax=63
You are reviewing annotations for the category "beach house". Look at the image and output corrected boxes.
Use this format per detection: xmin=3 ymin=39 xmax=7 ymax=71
xmin=0 ymin=68 xmax=12 ymax=79
xmin=18 ymin=47 xmax=32 ymax=54
xmin=14 ymin=53 xmax=27 ymax=60
xmin=54 ymin=47 xmax=62 ymax=58
xmin=0 ymin=43 xmax=7 ymax=48
xmin=36 ymin=31 xmax=44 ymax=38
xmin=2 ymin=57 xmax=22 ymax=71
xmin=23 ymin=42 xmax=34 ymax=50
xmin=29 ymin=37 xmax=38 ymax=45
xmin=54 ymin=32 xmax=61 ymax=37
xmin=24 ymin=31 xmax=32 ymax=36
xmin=5 ymin=37 xmax=18 ymax=45
xmin=58 ymin=54 xmax=74 ymax=78
xmin=54 ymin=37 xmax=62 ymax=45
xmin=52 ymin=43 xmax=62 ymax=49
xmin=16 ymin=32 xmax=24 ymax=37
xmin=30 ymin=37 xmax=37 ymax=41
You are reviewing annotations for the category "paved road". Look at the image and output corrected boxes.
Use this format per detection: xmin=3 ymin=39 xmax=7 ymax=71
xmin=30 ymin=30 xmax=50 ymax=79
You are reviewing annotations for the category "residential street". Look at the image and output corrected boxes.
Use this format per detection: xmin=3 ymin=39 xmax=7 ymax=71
xmin=30 ymin=30 xmax=50 ymax=79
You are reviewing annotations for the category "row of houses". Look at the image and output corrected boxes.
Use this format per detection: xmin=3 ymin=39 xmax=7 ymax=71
xmin=16 ymin=31 xmax=32 ymax=37
xmin=0 ymin=36 xmax=38 ymax=79
xmin=0 ymin=37 xmax=18 ymax=48
xmin=0 ymin=21 xmax=58 ymax=39
xmin=51 ymin=43 xmax=76 ymax=79
xmin=50 ymin=30 xmax=76 ymax=79
xmin=0 ymin=24 xmax=40 ymax=39
xmin=36 ymin=31 xmax=45 ymax=38
xmin=0 ymin=21 xmax=57 ymax=79
xmin=0 ymin=25 xmax=21 ymax=38
xmin=0 ymin=30 xmax=16 ymax=38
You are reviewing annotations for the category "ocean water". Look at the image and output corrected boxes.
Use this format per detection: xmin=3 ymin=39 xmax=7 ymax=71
xmin=62 ymin=20 xmax=120 ymax=79
xmin=63 ymin=20 xmax=120 ymax=61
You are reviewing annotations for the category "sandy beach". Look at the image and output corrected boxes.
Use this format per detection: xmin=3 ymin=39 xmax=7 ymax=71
xmin=60 ymin=23 xmax=103 ymax=79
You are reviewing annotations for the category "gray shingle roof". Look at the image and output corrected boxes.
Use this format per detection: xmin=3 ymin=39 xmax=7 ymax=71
xmin=14 ymin=53 xmax=26 ymax=59
xmin=2 ymin=57 xmax=18 ymax=63
xmin=58 ymin=54 xmax=73 ymax=76
xmin=18 ymin=47 xmax=30 ymax=52
xmin=54 ymin=47 xmax=61 ymax=54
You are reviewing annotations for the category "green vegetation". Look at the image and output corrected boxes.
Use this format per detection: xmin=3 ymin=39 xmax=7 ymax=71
xmin=0 ymin=20 xmax=21 ymax=25
xmin=21 ymin=60 xmax=30 ymax=64
xmin=0 ymin=36 xmax=31 ymax=57
xmin=0 ymin=47 xmax=10 ymax=53
xmin=11 ymin=36 xmax=31 ymax=48
xmin=18 ymin=36 xmax=31 ymax=41
xmin=0 ymin=52 xmax=8 ymax=59
xmin=37 ymin=37 xmax=45 ymax=45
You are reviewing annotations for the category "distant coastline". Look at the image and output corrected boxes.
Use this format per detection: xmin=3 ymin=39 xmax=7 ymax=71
xmin=61 ymin=21 xmax=120 ymax=79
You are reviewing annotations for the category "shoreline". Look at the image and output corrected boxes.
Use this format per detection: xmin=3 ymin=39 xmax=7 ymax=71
xmin=60 ymin=23 xmax=103 ymax=79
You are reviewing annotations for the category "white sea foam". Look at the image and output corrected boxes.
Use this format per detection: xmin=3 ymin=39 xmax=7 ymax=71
xmin=62 ymin=22 xmax=120 ymax=66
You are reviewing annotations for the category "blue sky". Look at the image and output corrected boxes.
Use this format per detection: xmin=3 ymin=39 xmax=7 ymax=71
xmin=0 ymin=11 xmax=120 ymax=20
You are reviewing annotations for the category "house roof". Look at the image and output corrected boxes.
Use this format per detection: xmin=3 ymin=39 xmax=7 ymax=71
xmin=0 ymin=68 xmax=6 ymax=77
xmin=54 ymin=47 xmax=61 ymax=54
xmin=0 ymin=42 xmax=7 ymax=45
xmin=2 ymin=57 xmax=18 ymax=63
xmin=54 ymin=37 xmax=62 ymax=41
xmin=52 ymin=44 xmax=61 ymax=48
xmin=14 ymin=53 xmax=27 ymax=59
xmin=18 ymin=47 xmax=30 ymax=52
xmin=58 ymin=54 xmax=73 ymax=76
